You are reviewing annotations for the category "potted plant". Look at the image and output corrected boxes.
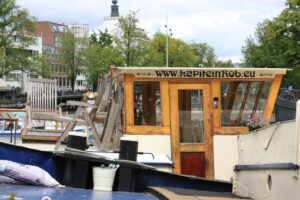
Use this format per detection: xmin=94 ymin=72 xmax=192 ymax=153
xmin=242 ymin=115 xmax=270 ymax=131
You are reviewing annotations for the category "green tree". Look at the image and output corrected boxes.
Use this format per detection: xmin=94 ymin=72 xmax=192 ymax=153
xmin=59 ymin=29 xmax=88 ymax=91
xmin=146 ymin=33 xmax=196 ymax=67
xmin=242 ymin=0 xmax=300 ymax=87
xmin=214 ymin=59 xmax=235 ymax=68
xmin=91 ymin=29 xmax=113 ymax=47
xmin=0 ymin=0 xmax=37 ymax=78
xmin=189 ymin=42 xmax=216 ymax=67
xmin=86 ymin=29 xmax=124 ymax=89
xmin=114 ymin=11 xmax=149 ymax=66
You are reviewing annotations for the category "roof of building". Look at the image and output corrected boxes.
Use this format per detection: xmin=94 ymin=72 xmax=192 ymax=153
xmin=112 ymin=67 xmax=290 ymax=79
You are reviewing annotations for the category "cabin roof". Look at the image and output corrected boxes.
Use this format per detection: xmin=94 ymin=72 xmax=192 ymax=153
xmin=112 ymin=67 xmax=289 ymax=79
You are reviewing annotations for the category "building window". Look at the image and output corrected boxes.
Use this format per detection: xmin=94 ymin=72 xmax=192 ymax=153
xmin=220 ymin=81 xmax=272 ymax=126
xmin=133 ymin=81 xmax=161 ymax=126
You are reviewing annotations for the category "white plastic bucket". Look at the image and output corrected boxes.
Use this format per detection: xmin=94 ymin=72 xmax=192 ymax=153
xmin=93 ymin=167 xmax=116 ymax=191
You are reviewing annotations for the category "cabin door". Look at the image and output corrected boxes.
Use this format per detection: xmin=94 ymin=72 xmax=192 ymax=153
xmin=170 ymin=83 xmax=213 ymax=178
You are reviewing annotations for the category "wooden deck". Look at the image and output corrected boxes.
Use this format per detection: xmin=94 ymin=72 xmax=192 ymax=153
xmin=147 ymin=187 xmax=250 ymax=200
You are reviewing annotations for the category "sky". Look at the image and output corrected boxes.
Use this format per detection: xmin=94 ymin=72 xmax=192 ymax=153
xmin=16 ymin=0 xmax=286 ymax=63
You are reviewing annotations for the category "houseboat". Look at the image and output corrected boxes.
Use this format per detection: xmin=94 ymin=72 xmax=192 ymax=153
xmin=111 ymin=67 xmax=288 ymax=180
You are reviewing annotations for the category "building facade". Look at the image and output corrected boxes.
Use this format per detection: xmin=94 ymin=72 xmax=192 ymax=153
xmin=0 ymin=36 xmax=42 ymax=93
xmin=36 ymin=21 xmax=90 ymax=91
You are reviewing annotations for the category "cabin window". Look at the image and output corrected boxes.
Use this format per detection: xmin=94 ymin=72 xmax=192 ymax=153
xmin=178 ymin=90 xmax=205 ymax=143
xmin=220 ymin=81 xmax=272 ymax=127
xmin=133 ymin=81 xmax=161 ymax=126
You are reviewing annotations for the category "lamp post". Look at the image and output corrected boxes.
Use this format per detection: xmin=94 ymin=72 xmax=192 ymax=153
xmin=165 ymin=14 xmax=172 ymax=68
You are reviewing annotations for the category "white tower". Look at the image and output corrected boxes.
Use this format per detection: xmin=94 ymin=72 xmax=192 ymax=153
xmin=103 ymin=0 xmax=120 ymax=34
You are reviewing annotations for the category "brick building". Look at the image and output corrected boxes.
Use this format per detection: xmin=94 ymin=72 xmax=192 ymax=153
xmin=36 ymin=21 xmax=89 ymax=90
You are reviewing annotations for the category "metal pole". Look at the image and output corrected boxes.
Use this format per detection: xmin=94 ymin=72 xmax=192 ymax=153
xmin=166 ymin=13 xmax=168 ymax=68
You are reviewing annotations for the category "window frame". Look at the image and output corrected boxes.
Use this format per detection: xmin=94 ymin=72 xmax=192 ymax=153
xmin=124 ymin=74 xmax=170 ymax=135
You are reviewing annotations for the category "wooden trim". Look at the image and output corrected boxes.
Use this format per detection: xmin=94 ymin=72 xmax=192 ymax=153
xmin=214 ymin=127 xmax=249 ymax=135
xmin=224 ymin=82 xmax=240 ymax=111
xmin=126 ymin=125 xmax=170 ymax=134
xmin=211 ymin=80 xmax=221 ymax=130
xmin=180 ymin=144 xmax=205 ymax=152
xmin=238 ymin=82 xmax=251 ymax=122
xmin=202 ymin=84 xmax=214 ymax=179
xmin=170 ymin=83 xmax=214 ymax=179
xmin=0 ymin=109 xmax=27 ymax=112
xmin=125 ymin=76 xmax=170 ymax=132
xmin=263 ymin=74 xmax=282 ymax=119
xmin=125 ymin=74 xmax=134 ymax=127
xmin=170 ymin=84 xmax=181 ymax=174
xmin=161 ymin=80 xmax=170 ymax=127
xmin=252 ymin=81 xmax=265 ymax=117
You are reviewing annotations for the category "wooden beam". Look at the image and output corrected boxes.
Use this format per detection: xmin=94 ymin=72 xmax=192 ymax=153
xmin=251 ymin=81 xmax=265 ymax=117
xmin=160 ymin=80 xmax=170 ymax=127
xmin=211 ymin=80 xmax=221 ymax=130
xmin=238 ymin=82 xmax=251 ymax=122
xmin=126 ymin=126 xmax=170 ymax=134
xmin=125 ymin=74 xmax=134 ymax=127
xmin=224 ymin=82 xmax=239 ymax=111
xmin=263 ymin=74 xmax=283 ymax=119
xmin=214 ymin=127 xmax=249 ymax=135
xmin=180 ymin=144 xmax=205 ymax=152
xmin=170 ymin=84 xmax=181 ymax=174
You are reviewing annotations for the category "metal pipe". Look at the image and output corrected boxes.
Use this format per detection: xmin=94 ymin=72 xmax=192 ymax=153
xmin=166 ymin=13 xmax=168 ymax=68
xmin=294 ymin=100 xmax=300 ymax=165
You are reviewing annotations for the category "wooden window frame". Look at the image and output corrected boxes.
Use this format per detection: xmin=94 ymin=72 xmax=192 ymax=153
xmin=124 ymin=74 xmax=170 ymax=135
xmin=212 ymin=76 xmax=282 ymax=135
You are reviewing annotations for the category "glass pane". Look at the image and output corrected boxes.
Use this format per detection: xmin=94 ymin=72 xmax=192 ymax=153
xmin=221 ymin=81 xmax=272 ymax=126
xmin=133 ymin=82 xmax=161 ymax=126
xmin=256 ymin=81 xmax=272 ymax=116
xmin=179 ymin=90 xmax=205 ymax=143
xmin=240 ymin=82 xmax=260 ymax=121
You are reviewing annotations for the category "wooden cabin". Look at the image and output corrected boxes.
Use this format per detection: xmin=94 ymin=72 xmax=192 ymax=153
xmin=111 ymin=67 xmax=288 ymax=179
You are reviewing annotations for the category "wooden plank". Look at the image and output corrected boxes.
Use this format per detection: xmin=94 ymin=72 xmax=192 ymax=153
xmin=125 ymin=74 xmax=134 ymax=127
xmin=55 ymin=107 xmax=82 ymax=150
xmin=82 ymin=108 xmax=102 ymax=150
xmin=0 ymin=109 xmax=27 ymax=112
xmin=89 ymin=78 xmax=106 ymax=119
xmin=147 ymin=186 xmax=250 ymax=200
xmin=211 ymin=80 xmax=221 ymax=130
xmin=7 ymin=113 xmax=17 ymax=120
xmin=66 ymin=101 xmax=99 ymax=108
xmin=25 ymin=129 xmax=64 ymax=133
xmin=160 ymin=80 xmax=170 ymax=126
xmin=0 ymin=112 xmax=9 ymax=120
xmin=180 ymin=144 xmax=205 ymax=152
xmin=181 ymin=152 xmax=206 ymax=178
xmin=125 ymin=126 xmax=170 ymax=134
xmin=21 ymin=135 xmax=64 ymax=142
xmin=263 ymin=74 xmax=283 ymax=119
xmin=202 ymin=84 xmax=214 ymax=179
xmin=100 ymin=103 xmax=121 ymax=150
xmin=170 ymin=84 xmax=181 ymax=174
xmin=214 ymin=127 xmax=249 ymax=135
xmin=100 ymin=76 xmax=112 ymax=111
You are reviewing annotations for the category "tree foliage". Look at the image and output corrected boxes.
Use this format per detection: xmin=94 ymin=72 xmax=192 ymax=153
xmin=114 ymin=11 xmax=149 ymax=66
xmin=242 ymin=0 xmax=300 ymax=87
xmin=59 ymin=29 xmax=88 ymax=91
xmin=0 ymin=0 xmax=37 ymax=78
xmin=86 ymin=29 xmax=124 ymax=89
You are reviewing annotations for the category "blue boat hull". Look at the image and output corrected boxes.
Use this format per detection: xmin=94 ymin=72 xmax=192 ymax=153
xmin=0 ymin=141 xmax=232 ymax=193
